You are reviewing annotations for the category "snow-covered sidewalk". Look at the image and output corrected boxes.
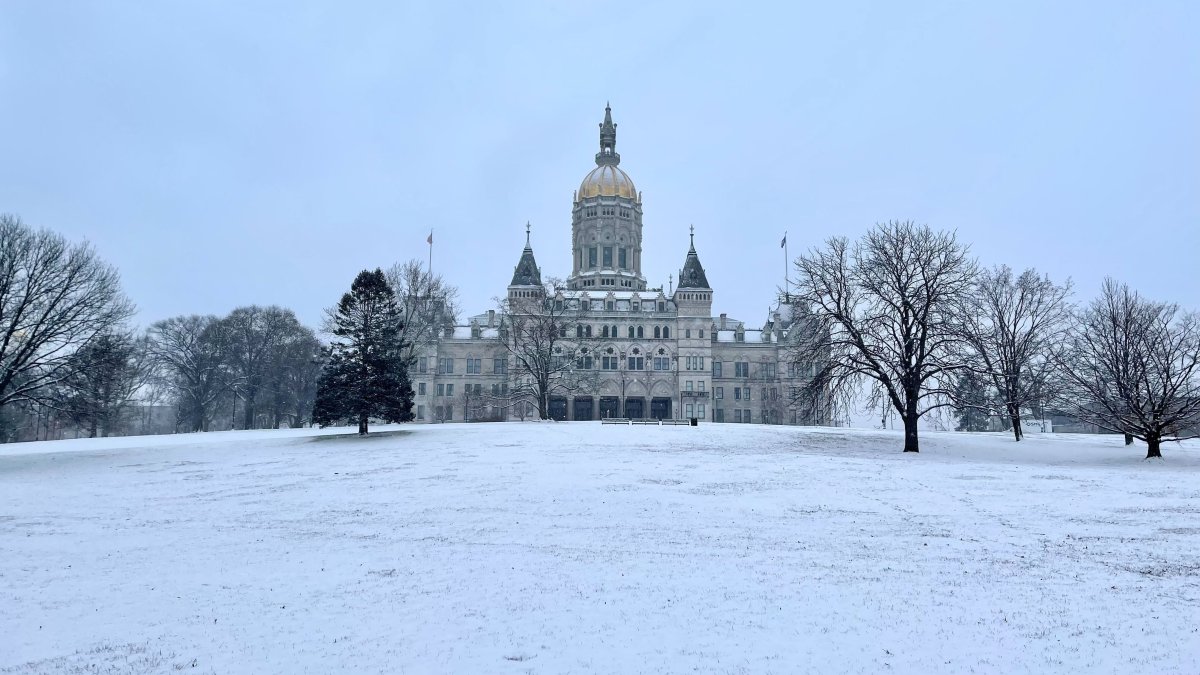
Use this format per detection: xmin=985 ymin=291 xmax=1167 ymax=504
xmin=2 ymin=423 xmax=1198 ymax=674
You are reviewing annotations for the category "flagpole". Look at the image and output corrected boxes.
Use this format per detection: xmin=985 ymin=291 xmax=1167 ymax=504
xmin=427 ymin=229 xmax=433 ymax=278
xmin=783 ymin=230 xmax=789 ymax=302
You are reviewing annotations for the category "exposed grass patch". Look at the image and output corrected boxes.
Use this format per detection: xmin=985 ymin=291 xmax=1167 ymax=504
xmin=309 ymin=429 xmax=414 ymax=443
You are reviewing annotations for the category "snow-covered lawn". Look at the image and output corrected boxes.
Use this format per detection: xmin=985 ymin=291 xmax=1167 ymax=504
xmin=2 ymin=424 xmax=1199 ymax=674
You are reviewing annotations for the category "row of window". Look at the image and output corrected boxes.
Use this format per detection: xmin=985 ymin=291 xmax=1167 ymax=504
xmin=419 ymin=357 xmax=509 ymax=375
xmin=582 ymin=246 xmax=631 ymax=271
xmin=578 ymin=278 xmax=636 ymax=288
xmin=418 ymin=404 xmax=791 ymax=424
xmin=419 ymin=380 xmax=781 ymax=402
xmin=674 ymin=403 xmax=778 ymax=422
xmin=709 ymin=386 xmax=780 ymax=401
xmin=421 ymin=355 xmax=813 ymax=380
xmin=417 ymin=382 xmax=512 ymax=398
xmin=581 ymin=208 xmax=633 ymax=218
xmin=552 ymin=298 xmax=673 ymax=313
xmin=720 ymin=362 xmax=817 ymax=378
xmin=572 ymin=325 xmax=680 ymax=339
xmin=568 ymin=324 xmax=712 ymax=339
xmin=572 ymin=354 xmax=682 ymax=372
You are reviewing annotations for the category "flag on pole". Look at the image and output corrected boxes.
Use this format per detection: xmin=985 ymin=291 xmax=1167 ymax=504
xmin=427 ymin=231 xmax=433 ymax=245
xmin=780 ymin=233 xmax=787 ymax=248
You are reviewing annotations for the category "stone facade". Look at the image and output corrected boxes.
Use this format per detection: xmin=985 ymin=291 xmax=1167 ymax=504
xmin=411 ymin=106 xmax=823 ymax=424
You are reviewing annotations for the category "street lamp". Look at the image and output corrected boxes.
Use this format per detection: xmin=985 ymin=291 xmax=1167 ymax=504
xmin=673 ymin=354 xmax=681 ymax=420
xmin=619 ymin=350 xmax=626 ymax=419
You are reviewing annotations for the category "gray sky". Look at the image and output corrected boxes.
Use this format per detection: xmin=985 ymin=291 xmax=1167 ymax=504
xmin=1 ymin=1 xmax=1196 ymax=330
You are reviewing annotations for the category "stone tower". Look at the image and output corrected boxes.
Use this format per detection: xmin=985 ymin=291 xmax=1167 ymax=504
xmin=507 ymin=222 xmax=544 ymax=302
xmin=673 ymin=226 xmax=713 ymax=320
xmin=567 ymin=104 xmax=646 ymax=291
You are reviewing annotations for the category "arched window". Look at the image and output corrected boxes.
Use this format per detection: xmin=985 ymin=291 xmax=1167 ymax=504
xmin=637 ymin=326 xmax=644 ymax=338
xmin=602 ymin=325 xmax=609 ymax=338
xmin=611 ymin=325 xmax=617 ymax=337
xmin=576 ymin=326 xmax=583 ymax=338
xmin=586 ymin=325 xmax=593 ymax=338
xmin=663 ymin=326 xmax=671 ymax=339
xmin=654 ymin=326 xmax=661 ymax=339
xmin=628 ymin=326 xmax=635 ymax=338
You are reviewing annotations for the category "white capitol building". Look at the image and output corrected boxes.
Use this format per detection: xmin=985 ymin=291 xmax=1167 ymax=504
xmin=413 ymin=106 xmax=823 ymax=425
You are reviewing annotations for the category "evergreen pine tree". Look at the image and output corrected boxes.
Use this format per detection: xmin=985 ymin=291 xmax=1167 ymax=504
xmin=312 ymin=269 xmax=413 ymax=434
xmin=952 ymin=371 xmax=992 ymax=432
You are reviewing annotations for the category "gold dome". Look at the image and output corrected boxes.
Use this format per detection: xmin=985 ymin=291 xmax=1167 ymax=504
xmin=578 ymin=164 xmax=638 ymax=201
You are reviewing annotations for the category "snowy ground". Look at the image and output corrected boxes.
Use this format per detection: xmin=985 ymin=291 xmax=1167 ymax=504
xmin=2 ymin=423 xmax=1199 ymax=674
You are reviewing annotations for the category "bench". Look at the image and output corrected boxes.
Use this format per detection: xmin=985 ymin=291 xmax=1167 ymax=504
xmin=603 ymin=418 xmax=694 ymax=426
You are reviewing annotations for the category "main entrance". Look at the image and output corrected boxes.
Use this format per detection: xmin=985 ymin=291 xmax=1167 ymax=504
xmin=650 ymin=397 xmax=672 ymax=420
xmin=599 ymin=396 xmax=620 ymax=419
xmin=573 ymin=397 xmax=594 ymax=421
xmin=548 ymin=397 xmax=568 ymax=421
xmin=623 ymin=397 xmax=645 ymax=419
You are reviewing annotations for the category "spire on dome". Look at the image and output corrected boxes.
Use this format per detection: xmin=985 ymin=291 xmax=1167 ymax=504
xmin=596 ymin=103 xmax=620 ymax=166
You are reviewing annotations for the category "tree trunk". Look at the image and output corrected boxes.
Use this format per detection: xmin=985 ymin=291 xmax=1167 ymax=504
xmin=1146 ymin=434 xmax=1162 ymax=459
xmin=1124 ymin=433 xmax=1134 ymax=446
xmin=1008 ymin=402 xmax=1022 ymax=442
xmin=243 ymin=395 xmax=256 ymax=430
xmin=358 ymin=415 xmax=368 ymax=435
xmin=903 ymin=410 xmax=920 ymax=452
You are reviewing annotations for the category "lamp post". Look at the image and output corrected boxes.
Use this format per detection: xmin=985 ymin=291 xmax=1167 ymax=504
xmin=230 ymin=381 xmax=240 ymax=430
xmin=619 ymin=350 xmax=626 ymax=419
xmin=673 ymin=355 xmax=681 ymax=420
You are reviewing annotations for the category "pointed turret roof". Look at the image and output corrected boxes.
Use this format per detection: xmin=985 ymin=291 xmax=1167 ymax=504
xmin=510 ymin=222 xmax=542 ymax=286
xmin=677 ymin=225 xmax=710 ymax=289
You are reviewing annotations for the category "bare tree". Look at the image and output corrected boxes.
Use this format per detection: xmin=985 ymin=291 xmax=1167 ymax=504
xmin=0 ymin=214 xmax=135 ymax=413
xmin=497 ymin=280 xmax=592 ymax=420
xmin=147 ymin=315 xmax=232 ymax=432
xmin=953 ymin=266 xmax=1074 ymax=441
xmin=459 ymin=384 xmax=487 ymax=422
xmin=790 ymin=221 xmax=976 ymax=452
xmin=1056 ymin=279 xmax=1200 ymax=459
xmin=220 ymin=305 xmax=316 ymax=429
xmin=264 ymin=331 xmax=323 ymax=428
xmin=386 ymin=260 xmax=459 ymax=367
xmin=55 ymin=331 xmax=152 ymax=437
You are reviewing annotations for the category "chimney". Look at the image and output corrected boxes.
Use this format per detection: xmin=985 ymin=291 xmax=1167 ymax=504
xmin=487 ymin=309 xmax=495 ymax=327
xmin=720 ymin=313 xmax=727 ymax=330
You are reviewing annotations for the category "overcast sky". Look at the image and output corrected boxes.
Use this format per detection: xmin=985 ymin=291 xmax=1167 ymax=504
xmin=1 ymin=1 xmax=1196 ymax=330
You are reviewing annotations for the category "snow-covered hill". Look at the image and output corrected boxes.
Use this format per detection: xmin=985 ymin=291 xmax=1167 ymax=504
xmin=3 ymin=424 xmax=1198 ymax=674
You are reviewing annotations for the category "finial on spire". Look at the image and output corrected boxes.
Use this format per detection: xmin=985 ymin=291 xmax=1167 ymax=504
xmin=689 ymin=224 xmax=695 ymax=249
xmin=597 ymin=103 xmax=619 ymax=166
xmin=525 ymin=221 xmax=531 ymax=248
